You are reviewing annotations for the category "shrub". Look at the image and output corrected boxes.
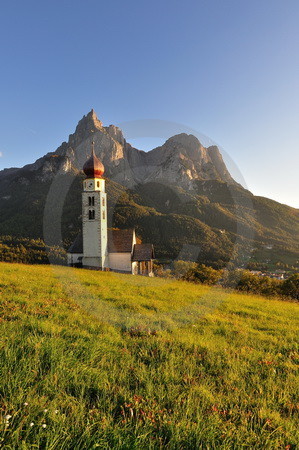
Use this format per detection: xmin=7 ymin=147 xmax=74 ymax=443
xmin=153 ymin=263 xmax=173 ymax=278
xmin=183 ymin=264 xmax=222 ymax=285
xmin=281 ymin=273 xmax=299 ymax=300
xmin=222 ymin=270 xmax=281 ymax=296
xmin=172 ymin=260 xmax=197 ymax=278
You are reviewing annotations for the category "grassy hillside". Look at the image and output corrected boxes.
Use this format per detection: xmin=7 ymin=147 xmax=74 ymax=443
xmin=0 ymin=263 xmax=298 ymax=448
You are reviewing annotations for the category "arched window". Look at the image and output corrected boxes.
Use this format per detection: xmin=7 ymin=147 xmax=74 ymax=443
xmin=88 ymin=196 xmax=95 ymax=206
xmin=89 ymin=210 xmax=95 ymax=220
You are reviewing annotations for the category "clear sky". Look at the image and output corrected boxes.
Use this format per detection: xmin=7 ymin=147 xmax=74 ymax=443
xmin=0 ymin=0 xmax=298 ymax=207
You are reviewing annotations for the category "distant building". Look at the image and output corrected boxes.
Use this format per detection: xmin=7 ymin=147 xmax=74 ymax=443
xmin=67 ymin=144 xmax=154 ymax=276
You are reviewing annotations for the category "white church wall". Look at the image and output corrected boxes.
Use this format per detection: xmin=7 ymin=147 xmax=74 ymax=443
xmin=82 ymin=220 xmax=101 ymax=256
xmin=132 ymin=261 xmax=138 ymax=275
xmin=67 ymin=253 xmax=83 ymax=265
xmin=109 ymin=252 xmax=132 ymax=273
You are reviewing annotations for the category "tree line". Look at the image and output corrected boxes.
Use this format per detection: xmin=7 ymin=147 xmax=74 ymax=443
xmin=154 ymin=261 xmax=299 ymax=301
xmin=0 ymin=236 xmax=66 ymax=265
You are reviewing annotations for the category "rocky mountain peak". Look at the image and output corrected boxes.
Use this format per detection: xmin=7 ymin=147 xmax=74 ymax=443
xmin=68 ymin=109 xmax=103 ymax=147
xmin=160 ymin=133 xmax=208 ymax=163
xmin=165 ymin=133 xmax=203 ymax=150
xmin=105 ymin=124 xmax=125 ymax=146
xmin=87 ymin=109 xmax=103 ymax=128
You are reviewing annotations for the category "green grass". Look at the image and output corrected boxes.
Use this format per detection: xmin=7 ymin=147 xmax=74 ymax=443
xmin=0 ymin=262 xmax=298 ymax=449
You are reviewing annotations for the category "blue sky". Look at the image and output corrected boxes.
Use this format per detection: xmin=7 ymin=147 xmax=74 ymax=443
xmin=0 ymin=0 xmax=298 ymax=207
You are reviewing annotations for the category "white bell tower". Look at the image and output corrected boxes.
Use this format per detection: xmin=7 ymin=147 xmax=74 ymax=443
xmin=82 ymin=142 xmax=108 ymax=269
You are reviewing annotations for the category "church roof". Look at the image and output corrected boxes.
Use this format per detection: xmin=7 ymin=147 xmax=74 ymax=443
xmin=83 ymin=145 xmax=104 ymax=178
xmin=108 ymin=229 xmax=135 ymax=253
xmin=67 ymin=233 xmax=83 ymax=253
xmin=132 ymin=244 xmax=155 ymax=261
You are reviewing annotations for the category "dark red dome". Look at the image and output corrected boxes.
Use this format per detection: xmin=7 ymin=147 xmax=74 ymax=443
xmin=83 ymin=148 xmax=104 ymax=178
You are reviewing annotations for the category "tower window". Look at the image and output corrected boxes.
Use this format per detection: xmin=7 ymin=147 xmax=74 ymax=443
xmin=102 ymin=198 xmax=105 ymax=206
xmin=102 ymin=211 xmax=105 ymax=220
xmin=88 ymin=196 xmax=95 ymax=206
xmin=89 ymin=210 xmax=95 ymax=220
xmin=97 ymin=181 xmax=100 ymax=188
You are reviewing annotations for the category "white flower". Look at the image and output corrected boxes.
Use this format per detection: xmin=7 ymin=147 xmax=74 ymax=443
xmin=24 ymin=402 xmax=29 ymax=406
xmin=5 ymin=415 xmax=12 ymax=420
xmin=42 ymin=423 xmax=47 ymax=428
xmin=43 ymin=409 xmax=48 ymax=413
xmin=30 ymin=422 xmax=34 ymax=427
xmin=55 ymin=410 xmax=59 ymax=414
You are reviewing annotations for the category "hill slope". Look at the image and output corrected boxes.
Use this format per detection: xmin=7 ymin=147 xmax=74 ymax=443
xmin=0 ymin=262 xmax=298 ymax=448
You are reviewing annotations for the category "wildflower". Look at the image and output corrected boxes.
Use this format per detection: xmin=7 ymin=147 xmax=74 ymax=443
xmin=24 ymin=402 xmax=28 ymax=406
xmin=55 ymin=410 xmax=59 ymax=414
xmin=44 ymin=409 xmax=48 ymax=413
xmin=5 ymin=415 xmax=12 ymax=420
xmin=30 ymin=422 xmax=34 ymax=427
xmin=258 ymin=360 xmax=273 ymax=365
xmin=42 ymin=423 xmax=47 ymax=428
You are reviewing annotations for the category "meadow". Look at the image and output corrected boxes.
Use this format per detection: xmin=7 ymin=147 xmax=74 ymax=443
xmin=0 ymin=262 xmax=298 ymax=449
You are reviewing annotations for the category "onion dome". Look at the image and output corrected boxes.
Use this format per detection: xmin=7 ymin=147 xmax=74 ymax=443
xmin=83 ymin=144 xmax=104 ymax=178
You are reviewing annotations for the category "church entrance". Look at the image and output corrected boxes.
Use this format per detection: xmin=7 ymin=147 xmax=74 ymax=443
xmin=138 ymin=260 xmax=153 ymax=275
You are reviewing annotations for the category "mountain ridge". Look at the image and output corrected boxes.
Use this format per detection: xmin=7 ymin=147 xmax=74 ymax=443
xmin=0 ymin=110 xmax=236 ymax=189
xmin=0 ymin=110 xmax=298 ymax=269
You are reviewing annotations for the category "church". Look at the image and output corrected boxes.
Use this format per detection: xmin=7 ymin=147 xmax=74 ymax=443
xmin=67 ymin=145 xmax=155 ymax=276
